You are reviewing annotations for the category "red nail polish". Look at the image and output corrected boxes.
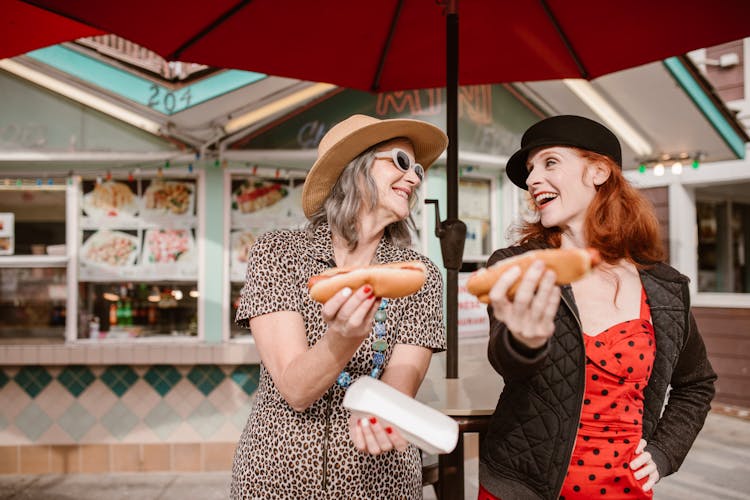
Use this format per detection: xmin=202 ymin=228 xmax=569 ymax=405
xmin=385 ymin=426 xmax=393 ymax=434
xmin=363 ymin=285 xmax=372 ymax=294
xmin=368 ymin=293 xmax=375 ymax=300
xmin=369 ymin=417 xmax=377 ymax=425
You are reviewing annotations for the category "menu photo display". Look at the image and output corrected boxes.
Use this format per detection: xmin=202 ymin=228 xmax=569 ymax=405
xmin=0 ymin=213 xmax=14 ymax=255
xmin=78 ymin=178 xmax=198 ymax=280
xmin=230 ymin=177 xmax=307 ymax=282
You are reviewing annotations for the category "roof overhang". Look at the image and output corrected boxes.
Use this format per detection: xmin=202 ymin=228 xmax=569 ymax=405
xmin=515 ymin=57 xmax=748 ymax=171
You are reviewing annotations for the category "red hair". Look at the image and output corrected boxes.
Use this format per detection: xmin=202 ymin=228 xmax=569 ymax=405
xmin=517 ymin=149 xmax=664 ymax=267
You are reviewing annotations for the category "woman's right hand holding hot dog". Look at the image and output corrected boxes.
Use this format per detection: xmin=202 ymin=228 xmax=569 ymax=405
xmin=321 ymin=285 xmax=380 ymax=340
xmin=488 ymin=260 xmax=561 ymax=349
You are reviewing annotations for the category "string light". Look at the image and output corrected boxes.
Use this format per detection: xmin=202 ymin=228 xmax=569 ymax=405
xmin=637 ymin=151 xmax=703 ymax=176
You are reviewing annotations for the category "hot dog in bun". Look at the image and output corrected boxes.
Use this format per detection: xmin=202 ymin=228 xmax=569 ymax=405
xmin=308 ymin=261 xmax=427 ymax=303
xmin=467 ymin=248 xmax=601 ymax=303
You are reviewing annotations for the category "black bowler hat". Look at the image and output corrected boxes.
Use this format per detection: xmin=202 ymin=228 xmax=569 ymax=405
xmin=505 ymin=115 xmax=622 ymax=190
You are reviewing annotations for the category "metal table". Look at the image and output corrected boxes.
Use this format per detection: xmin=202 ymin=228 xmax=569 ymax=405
xmin=417 ymin=347 xmax=503 ymax=498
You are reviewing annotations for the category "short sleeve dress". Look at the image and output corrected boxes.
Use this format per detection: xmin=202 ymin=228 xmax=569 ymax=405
xmin=230 ymin=223 xmax=446 ymax=500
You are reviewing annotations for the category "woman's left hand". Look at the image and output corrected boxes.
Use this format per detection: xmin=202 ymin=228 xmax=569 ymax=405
xmin=349 ymin=414 xmax=409 ymax=455
xmin=630 ymin=439 xmax=660 ymax=492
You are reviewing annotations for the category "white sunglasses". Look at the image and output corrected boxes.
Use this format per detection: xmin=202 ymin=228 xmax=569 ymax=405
xmin=373 ymin=148 xmax=425 ymax=181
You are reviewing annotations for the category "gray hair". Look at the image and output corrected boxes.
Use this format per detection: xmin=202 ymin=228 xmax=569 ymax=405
xmin=307 ymin=139 xmax=418 ymax=251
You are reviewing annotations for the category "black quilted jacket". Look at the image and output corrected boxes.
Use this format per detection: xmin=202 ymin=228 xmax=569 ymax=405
xmin=478 ymin=245 xmax=717 ymax=500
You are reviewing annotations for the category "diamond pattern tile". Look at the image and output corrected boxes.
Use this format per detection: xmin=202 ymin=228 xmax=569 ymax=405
xmin=0 ymin=369 xmax=9 ymax=390
xmin=188 ymin=400 xmax=224 ymax=439
xmin=230 ymin=365 xmax=260 ymax=396
xmin=0 ymin=382 xmax=31 ymax=421
xmin=58 ymin=401 xmax=96 ymax=441
xmin=77 ymin=380 xmax=118 ymax=419
xmin=33 ymin=380 xmax=74 ymax=420
xmin=164 ymin=379 xmax=201 ymax=418
xmin=120 ymin=379 xmax=160 ymax=418
xmin=101 ymin=366 xmax=139 ymax=397
xmin=144 ymin=365 xmax=182 ymax=396
xmin=187 ymin=365 xmax=225 ymax=396
xmin=231 ymin=402 xmax=253 ymax=431
xmin=208 ymin=379 xmax=244 ymax=413
xmin=57 ymin=366 xmax=95 ymax=397
xmin=14 ymin=366 xmax=52 ymax=398
xmin=101 ymin=401 xmax=139 ymax=441
xmin=144 ymin=400 xmax=181 ymax=440
xmin=16 ymin=402 xmax=53 ymax=441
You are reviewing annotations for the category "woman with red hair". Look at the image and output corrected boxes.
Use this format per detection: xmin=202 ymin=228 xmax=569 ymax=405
xmin=478 ymin=115 xmax=716 ymax=500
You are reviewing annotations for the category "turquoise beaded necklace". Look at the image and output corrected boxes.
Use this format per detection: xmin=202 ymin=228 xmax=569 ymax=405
xmin=336 ymin=298 xmax=389 ymax=388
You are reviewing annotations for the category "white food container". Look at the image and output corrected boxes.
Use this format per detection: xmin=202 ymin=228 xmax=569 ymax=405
xmin=343 ymin=377 xmax=459 ymax=455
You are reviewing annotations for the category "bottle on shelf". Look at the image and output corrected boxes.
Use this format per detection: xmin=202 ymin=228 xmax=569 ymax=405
xmin=89 ymin=316 xmax=100 ymax=339
xmin=123 ymin=300 xmax=132 ymax=326
xmin=148 ymin=303 xmax=158 ymax=326
xmin=109 ymin=302 xmax=118 ymax=327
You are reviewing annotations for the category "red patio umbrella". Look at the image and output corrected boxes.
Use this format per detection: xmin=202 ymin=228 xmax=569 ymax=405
xmin=0 ymin=0 xmax=103 ymax=59
xmin=10 ymin=0 xmax=750 ymax=90
xmin=10 ymin=0 xmax=750 ymax=378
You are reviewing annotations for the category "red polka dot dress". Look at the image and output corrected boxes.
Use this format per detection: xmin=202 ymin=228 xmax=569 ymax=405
xmin=559 ymin=287 xmax=656 ymax=499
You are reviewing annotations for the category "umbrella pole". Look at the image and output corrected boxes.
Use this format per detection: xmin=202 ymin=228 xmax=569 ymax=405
xmin=445 ymin=1 xmax=463 ymax=379
xmin=428 ymin=1 xmax=465 ymax=380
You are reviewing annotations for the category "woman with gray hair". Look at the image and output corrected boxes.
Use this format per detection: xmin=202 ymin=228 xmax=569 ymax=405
xmin=232 ymin=114 xmax=448 ymax=499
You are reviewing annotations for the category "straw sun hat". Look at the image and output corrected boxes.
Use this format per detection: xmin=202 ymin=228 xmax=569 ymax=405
xmin=301 ymin=114 xmax=448 ymax=218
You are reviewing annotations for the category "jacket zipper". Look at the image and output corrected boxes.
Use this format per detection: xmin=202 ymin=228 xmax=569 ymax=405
xmin=321 ymin=389 xmax=334 ymax=491
xmin=555 ymin=291 xmax=587 ymax=499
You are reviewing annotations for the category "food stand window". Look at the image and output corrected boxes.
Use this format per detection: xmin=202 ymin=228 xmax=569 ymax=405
xmin=455 ymin=174 xmax=496 ymax=341
xmin=696 ymin=182 xmax=750 ymax=294
xmin=459 ymin=175 xmax=495 ymax=262
xmin=77 ymin=172 xmax=199 ymax=339
xmin=228 ymin=169 xmax=307 ymax=338
xmin=0 ymin=182 xmax=68 ymax=342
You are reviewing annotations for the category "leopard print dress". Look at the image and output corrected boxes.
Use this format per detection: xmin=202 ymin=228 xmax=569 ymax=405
xmin=231 ymin=223 xmax=445 ymax=499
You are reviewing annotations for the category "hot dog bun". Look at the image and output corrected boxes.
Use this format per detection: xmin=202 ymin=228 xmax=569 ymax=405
xmin=308 ymin=261 xmax=427 ymax=303
xmin=467 ymin=248 xmax=601 ymax=303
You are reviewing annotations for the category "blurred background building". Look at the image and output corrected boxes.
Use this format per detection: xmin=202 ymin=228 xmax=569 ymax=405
xmin=0 ymin=31 xmax=749 ymax=475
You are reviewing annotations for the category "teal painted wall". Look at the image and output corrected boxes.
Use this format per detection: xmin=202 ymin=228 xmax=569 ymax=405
xmin=0 ymin=72 xmax=173 ymax=153
xmin=28 ymin=46 xmax=267 ymax=116
xmin=202 ymin=167 xmax=225 ymax=343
